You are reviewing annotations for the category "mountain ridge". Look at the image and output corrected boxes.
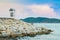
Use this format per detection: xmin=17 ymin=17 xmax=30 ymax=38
xmin=21 ymin=17 xmax=60 ymax=23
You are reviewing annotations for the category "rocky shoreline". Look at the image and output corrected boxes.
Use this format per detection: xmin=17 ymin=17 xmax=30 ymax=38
xmin=0 ymin=18 xmax=53 ymax=40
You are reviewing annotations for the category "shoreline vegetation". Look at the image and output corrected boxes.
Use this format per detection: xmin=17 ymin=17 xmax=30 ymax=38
xmin=0 ymin=18 xmax=53 ymax=40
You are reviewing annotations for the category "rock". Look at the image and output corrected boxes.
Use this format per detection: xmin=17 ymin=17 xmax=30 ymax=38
xmin=27 ymin=32 xmax=37 ymax=37
xmin=0 ymin=18 xmax=53 ymax=38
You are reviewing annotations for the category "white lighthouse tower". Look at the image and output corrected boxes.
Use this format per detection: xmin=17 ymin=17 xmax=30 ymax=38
xmin=9 ymin=8 xmax=15 ymax=18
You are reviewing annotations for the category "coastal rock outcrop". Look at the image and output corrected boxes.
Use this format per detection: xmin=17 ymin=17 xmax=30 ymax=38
xmin=0 ymin=18 xmax=53 ymax=38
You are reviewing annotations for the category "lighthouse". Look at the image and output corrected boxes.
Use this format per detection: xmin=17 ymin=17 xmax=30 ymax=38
xmin=9 ymin=8 xmax=15 ymax=18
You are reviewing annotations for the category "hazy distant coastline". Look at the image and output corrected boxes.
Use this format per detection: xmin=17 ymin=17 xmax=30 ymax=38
xmin=21 ymin=17 xmax=60 ymax=23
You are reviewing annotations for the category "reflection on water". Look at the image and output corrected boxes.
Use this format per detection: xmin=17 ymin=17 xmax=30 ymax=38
xmin=17 ymin=23 xmax=60 ymax=40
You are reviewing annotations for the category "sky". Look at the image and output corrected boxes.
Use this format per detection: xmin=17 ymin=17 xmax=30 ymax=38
xmin=0 ymin=0 xmax=60 ymax=19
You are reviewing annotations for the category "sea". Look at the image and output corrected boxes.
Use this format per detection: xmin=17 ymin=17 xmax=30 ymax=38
xmin=17 ymin=23 xmax=60 ymax=40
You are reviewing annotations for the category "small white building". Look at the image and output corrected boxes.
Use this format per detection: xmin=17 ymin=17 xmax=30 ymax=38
xmin=9 ymin=8 xmax=15 ymax=18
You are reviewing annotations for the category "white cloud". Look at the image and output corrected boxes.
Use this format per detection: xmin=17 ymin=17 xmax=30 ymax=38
xmin=27 ymin=4 xmax=57 ymax=18
xmin=0 ymin=2 xmax=57 ymax=19
xmin=0 ymin=2 xmax=29 ymax=19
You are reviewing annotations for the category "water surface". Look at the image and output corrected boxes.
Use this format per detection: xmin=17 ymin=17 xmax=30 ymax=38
xmin=17 ymin=23 xmax=60 ymax=40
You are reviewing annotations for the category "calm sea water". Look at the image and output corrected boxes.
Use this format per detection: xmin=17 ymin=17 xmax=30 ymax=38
xmin=17 ymin=23 xmax=60 ymax=40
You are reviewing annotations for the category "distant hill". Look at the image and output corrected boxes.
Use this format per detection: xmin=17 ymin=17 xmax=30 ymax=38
xmin=21 ymin=17 xmax=60 ymax=23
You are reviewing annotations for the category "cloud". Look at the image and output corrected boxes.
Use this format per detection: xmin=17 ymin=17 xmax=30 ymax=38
xmin=0 ymin=2 xmax=57 ymax=19
xmin=0 ymin=0 xmax=16 ymax=3
xmin=27 ymin=4 xmax=57 ymax=18
xmin=0 ymin=2 xmax=29 ymax=19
